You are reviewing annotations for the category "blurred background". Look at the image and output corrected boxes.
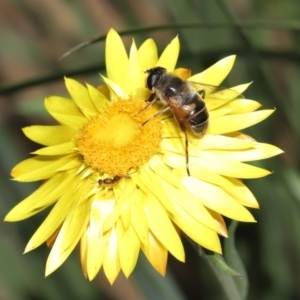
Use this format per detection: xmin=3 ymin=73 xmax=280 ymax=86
xmin=0 ymin=0 xmax=299 ymax=299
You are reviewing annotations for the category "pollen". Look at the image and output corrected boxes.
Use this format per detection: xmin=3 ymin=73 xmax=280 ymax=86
xmin=77 ymin=98 xmax=162 ymax=176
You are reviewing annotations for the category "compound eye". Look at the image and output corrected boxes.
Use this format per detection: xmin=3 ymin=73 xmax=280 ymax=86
xmin=146 ymin=72 xmax=159 ymax=90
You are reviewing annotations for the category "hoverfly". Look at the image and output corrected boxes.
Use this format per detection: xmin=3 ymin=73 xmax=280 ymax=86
xmin=141 ymin=66 xmax=242 ymax=176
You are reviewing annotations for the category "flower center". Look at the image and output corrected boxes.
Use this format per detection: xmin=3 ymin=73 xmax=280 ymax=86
xmin=77 ymin=98 xmax=162 ymax=176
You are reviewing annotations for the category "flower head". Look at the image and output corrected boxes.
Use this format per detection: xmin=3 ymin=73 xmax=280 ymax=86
xmin=5 ymin=29 xmax=283 ymax=283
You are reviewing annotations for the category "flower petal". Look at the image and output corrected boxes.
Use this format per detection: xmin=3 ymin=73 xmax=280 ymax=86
xmin=208 ymin=143 xmax=284 ymax=161
xmin=158 ymin=175 xmax=218 ymax=232
xmin=45 ymin=97 xmax=87 ymax=129
xmin=183 ymin=176 xmax=256 ymax=222
xmin=138 ymin=38 xmax=158 ymax=72
xmin=11 ymin=154 xmax=80 ymax=182
xmin=32 ymin=142 xmax=75 ymax=156
xmin=224 ymin=178 xmax=259 ymax=208
xmin=130 ymin=196 xmax=149 ymax=246
xmin=86 ymin=197 xmax=115 ymax=280
xmin=24 ymin=185 xmax=79 ymax=252
xmin=209 ymin=99 xmax=261 ymax=117
xmin=22 ymin=125 xmax=77 ymax=146
xmin=207 ymin=209 xmax=228 ymax=237
xmin=45 ymin=181 xmax=92 ymax=276
xmin=87 ymin=83 xmax=111 ymax=114
xmin=125 ymin=40 xmax=144 ymax=98
xmin=164 ymin=153 xmax=271 ymax=178
xmin=119 ymin=225 xmax=140 ymax=277
xmin=143 ymin=191 xmax=185 ymax=262
xmin=106 ymin=28 xmax=128 ymax=89
xmin=103 ymin=225 xmax=121 ymax=284
xmin=135 ymin=165 xmax=177 ymax=215
xmin=192 ymin=154 xmax=271 ymax=178
xmin=208 ymin=109 xmax=275 ymax=134
xmin=196 ymin=134 xmax=256 ymax=151
xmin=141 ymin=231 xmax=168 ymax=276
xmin=171 ymin=205 xmax=222 ymax=253
xmin=156 ymin=36 xmax=179 ymax=71
xmin=188 ymin=55 xmax=236 ymax=85
xmin=5 ymin=171 xmax=75 ymax=221
xmin=101 ymin=75 xmax=129 ymax=100
xmin=65 ymin=78 xmax=97 ymax=118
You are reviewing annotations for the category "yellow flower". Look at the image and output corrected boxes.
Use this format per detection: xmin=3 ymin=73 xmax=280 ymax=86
xmin=5 ymin=29 xmax=283 ymax=284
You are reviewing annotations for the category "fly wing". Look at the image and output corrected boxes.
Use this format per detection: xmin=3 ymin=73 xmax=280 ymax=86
xmin=188 ymin=82 xmax=244 ymax=111
xmin=164 ymin=97 xmax=191 ymax=130
xmin=165 ymin=96 xmax=207 ymax=136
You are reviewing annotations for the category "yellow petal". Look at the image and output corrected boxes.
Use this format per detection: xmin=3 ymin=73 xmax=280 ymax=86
xmin=227 ymin=82 xmax=252 ymax=95
xmin=130 ymin=200 xmax=149 ymax=246
xmin=138 ymin=38 xmax=158 ymax=72
xmin=187 ymin=162 xmax=240 ymax=188
xmin=188 ymin=55 xmax=236 ymax=85
xmin=45 ymin=184 xmax=92 ymax=276
xmin=86 ymin=198 xmax=114 ymax=280
xmin=141 ymin=231 xmax=168 ymax=276
xmin=208 ymin=143 xmax=284 ymax=161
xmin=87 ymin=232 xmax=110 ymax=281
xmin=208 ymin=109 xmax=275 ymax=134
xmin=119 ymin=225 xmax=140 ymax=278
xmin=160 ymin=134 xmax=256 ymax=156
xmin=5 ymin=171 xmax=75 ymax=221
xmin=11 ymin=153 xmax=80 ymax=182
xmin=171 ymin=205 xmax=222 ymax=253
xmin=46 ymin=228 xmax=60 ymax=248
xmin=177 ymin=164 xmax=258 ymax=209
xmin=22 ymin=125 xmax=77 ymax=146
xmin=136 ymin=164 xmax=177 ymax=215
xmin=158 ymin=176 xmax=218 ymax=232
xmin=209 ymin=99 xmax=261 ymax=117
xmin=101 ymin=75 xmax=129 ymax=100
xmin=224 ymin=178 xmax=259 ymax=208
xmin=24 ymin=186 xmax=79 ymax=252
xmin=182 ymin=176 xmax=256 ymax=222
xmin=80 ymin=230 xmax=88 ymax=278
xmin=207 ymin=209 xmax=228 ymax=237
xmin=45 ymin=97 xmax=87 ymax=129
xmin=156 ymin=36 xmax=179 ymax=71
xmin=65 ymin=78 xmax=97 ymax=118
xmin=32 ymin=142 xmax=75 ymax=155
xmin=143 ymin=192 xmax=185 ymax=262
xmin=102 ymin=202 xmax=122 ymax=233
xmin=103 ymin=226 xmax=121 ymax=284
xmin=196 ymin=134 xmax=256 ymax=151
xmin=192 ymin=153 xmax=271 ymax=178
xmin=105 ymin=28 xmax=128 ymax=89
xmin=86 ymin=83 xmax=111 ymax=114
xmin=97 ymin=85 xmax=110 ymax=99
xmin=164 ymin=153 xmax=271 ymax=178
xmin=148 ymin=155 xmax=183 ymax=188
xmin=125 ymin=40 xmax=144 ymax=98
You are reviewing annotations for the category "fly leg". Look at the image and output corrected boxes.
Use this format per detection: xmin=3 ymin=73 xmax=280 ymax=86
xmin=177 ymin=121 xmax=190 ymax=176
xmin=142 ymin=106 xmax=170 ymax=125
xmin=183 ymin=129 xmax=190 ymax=176
xmin=136 ymin=94 xmax=157 ymax=115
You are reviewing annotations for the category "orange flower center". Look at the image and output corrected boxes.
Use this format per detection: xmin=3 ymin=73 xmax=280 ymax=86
xmin=77 ymin=98 xmax=162 ymax=176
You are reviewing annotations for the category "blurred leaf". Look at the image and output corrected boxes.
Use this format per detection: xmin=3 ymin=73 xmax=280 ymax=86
xmin=198 ymin=246 xmax=243 ymax=300
xmin=224 ymin=221 xmax=248 ymax=300
xmin=204 ymin=250 xmax=241 ymax=277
